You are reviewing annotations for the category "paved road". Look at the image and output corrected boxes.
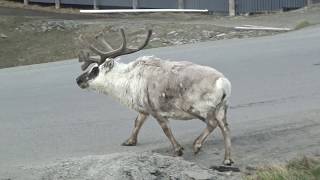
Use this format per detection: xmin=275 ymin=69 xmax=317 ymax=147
xmin=0 ymin=26 xmax=320 ymax=176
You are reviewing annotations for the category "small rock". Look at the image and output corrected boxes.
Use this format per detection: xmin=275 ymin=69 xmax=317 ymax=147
xmin=0 ymin=33 xmax=8 ymax=39
xmin=202 ymin=30 xmax=214 ymax=38
xmin=167 ymin=31 xmax=177 ymax=36
xmin=150 ymin=37 xmax=161 ymax=42
xmin=245 ymin=165 xmax=257 ymax=171
xmin=57 ymin=24 xmax=65 ymax=30
xmin=216 ymin=33 xmax=226 ymax=37
xmin=41 ymin=25 xmax=48 ymax=32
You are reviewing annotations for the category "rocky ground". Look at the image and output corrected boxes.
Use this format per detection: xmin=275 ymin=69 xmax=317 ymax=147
xmin=18 ymin=152 xmax=240 ymax=180
xmin=0 ymin=12 xmax=279 ymax=69
xmin=1 ymin=2 xmax=320 ymax=69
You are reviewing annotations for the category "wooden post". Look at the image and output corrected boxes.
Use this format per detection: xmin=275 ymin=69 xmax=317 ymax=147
xmin=178 ymin=0 xmax=184 ymax=9
xmin=229 ymin=0 xmax=236 ymax=16
xmin=24 ymin=0 xmax=29 ymax=6
xmin=93 ymin=0 xmax=98 ymax=10
xmin=55 ymin=0 xmax=60 ymax=9
xmin=132 ymin=0 xmax=138 ymax=9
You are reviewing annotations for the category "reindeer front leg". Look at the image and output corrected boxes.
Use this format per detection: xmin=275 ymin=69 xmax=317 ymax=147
xmin=154 ymin=115 xmax=184 ymax=156
xmin=122 ymin=112 xmax=149 ymax=146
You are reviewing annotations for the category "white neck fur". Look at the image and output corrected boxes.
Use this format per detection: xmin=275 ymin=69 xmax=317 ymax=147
xmin=89 ymin=61 xmax=139 ymax=110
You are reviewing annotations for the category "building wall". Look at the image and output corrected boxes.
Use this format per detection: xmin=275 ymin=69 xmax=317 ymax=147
xmin=139 ymin=0 xmax=178 ymax=9
xmin=236 ymin=0 xmax=307 ymax=13
xmin=185 ymin=0 xmax=229 ymax=13
xmin=29 ymin=0 xmax=308 ymax=14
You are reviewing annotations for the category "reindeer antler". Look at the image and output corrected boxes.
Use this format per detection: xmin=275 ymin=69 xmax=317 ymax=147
xmin=79 ymin=29 xmax=152 ymax=71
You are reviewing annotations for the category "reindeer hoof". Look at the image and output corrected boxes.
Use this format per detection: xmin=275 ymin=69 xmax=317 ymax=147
xmin=174 ymin=147 xmax=184 ymax=156
xmin=121 ymin=139 xmax=137 ymax=146
xmin=223 ymin=159 xmax=234 ymax=166
xmin=193 ymin=138 xmax=202 ymax=155
xmin=193 ymin=144 xmax=202 ymax=155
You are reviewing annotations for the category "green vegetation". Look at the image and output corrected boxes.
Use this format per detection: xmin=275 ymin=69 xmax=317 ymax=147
xmin=295 ymin=20 xmax=312 ymax=30
xmin=245 ymin=156 xmax=320 ymax=180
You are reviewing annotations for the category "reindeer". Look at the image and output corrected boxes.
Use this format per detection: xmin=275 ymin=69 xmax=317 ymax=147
xmin=76 ymin=29 xmax=233 ymax=165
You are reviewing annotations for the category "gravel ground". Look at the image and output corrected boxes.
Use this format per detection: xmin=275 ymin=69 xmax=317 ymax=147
xmin=16 ymin=152 xmax=240 ymax=180
xmin=0 ymin=10 xmax=278 ymax=69
xmin=1 ymin=2 xmax=320 ymax=69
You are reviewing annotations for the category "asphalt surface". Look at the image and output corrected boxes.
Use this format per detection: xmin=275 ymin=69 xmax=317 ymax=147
xmin=0 ymin=25 xmax=320 ymax=177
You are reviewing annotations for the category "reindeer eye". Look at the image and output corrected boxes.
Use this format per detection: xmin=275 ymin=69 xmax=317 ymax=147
xmin=89 ymin=67 xmax=99 ymax=79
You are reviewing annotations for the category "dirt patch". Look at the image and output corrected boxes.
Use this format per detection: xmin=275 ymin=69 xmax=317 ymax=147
xmin=1 ymin=3 xmax=318 ymax=68
xmin=1 ymin=2 xmax=320 ymax=69
xmin=0 ymin=9 xmax=288 ymax=69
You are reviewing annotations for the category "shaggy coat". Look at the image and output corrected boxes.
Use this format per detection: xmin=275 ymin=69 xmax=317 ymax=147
xmin=77 ymin=55 xmax=233 ymax=165
xmin=89 ymin=56 xmax=231 ymax=120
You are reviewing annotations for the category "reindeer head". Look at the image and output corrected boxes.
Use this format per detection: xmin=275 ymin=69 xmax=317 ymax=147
xmin=76 ymin=28 xmax=152 ymax=89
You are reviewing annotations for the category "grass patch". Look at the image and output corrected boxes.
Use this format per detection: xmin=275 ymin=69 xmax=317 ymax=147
xmin=295 ymin=20 xmax=312 ymax=30
xmin=245 ymin=156 xmax=320 ymax=180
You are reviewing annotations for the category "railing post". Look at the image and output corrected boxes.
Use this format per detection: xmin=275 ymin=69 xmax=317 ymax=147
xmin=229 ymin=0 xmax=236 ymax=16
xmin=93 ymin=0 xmax=99 ymax=10
xmin=55 ymin=0 xmax=60 ymax=9
xmin=178 ymin=0 xmax=185 ymax=9
xmin=24 ymin=0 xmax=29 ymax=6
xmin=132 ymin=0 xmax=138 ymax=9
